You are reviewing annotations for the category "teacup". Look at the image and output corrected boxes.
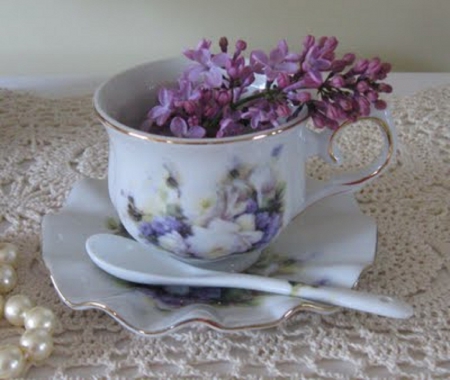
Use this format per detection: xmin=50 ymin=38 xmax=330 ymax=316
xmin=94 ymin=58 xmax=396 ymax=272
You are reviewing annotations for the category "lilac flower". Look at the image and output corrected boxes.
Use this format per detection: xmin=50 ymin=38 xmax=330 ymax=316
xmin=301 ymin=37 xmax=336 ymax=84
xmin=219 ymin=37 xmax=229 ymax=53
xmin=330 ymin=75 xmax=345 ymax=87
xmin=144 ymin=36 xmax=392 ymax=138
xmin=275 ymin=72 xmax=290 ymax=89
xmin=330 ymin=59 xmax=348 ymax=73
xmin=217 ymin=117 xmax=245 ymax=138
xmin=326 ymin=104 xmax=346 ymax=120
xmin=234 ymin=39 xmax=247 ymax=57
xmin=250 ymin=40 xmax=299 ymax=81
xmin=284 ymin=72 xmax=322 ymax=90
xmin=374 ymin=99 xmax=387 ymax=110
xmin=226 ymin=57 xmax=255 ymax=101
xmin=351 ymin=59 xmax=369 ymax=74
xmin=378 ymin=83 xmax=393 ymax=93
xmin=147 ymin=88 xmax=175 ymax=126
xmin=215 ymin=89 xmax=232 ymax=106
xmin=242 ymin=100 xmax=279 ymax=129
xmin=307 ymin=100 xmax=339 ymax=129
xmin=286 ymin=89 xmax=312 ymax=104
xmin=355 ymin=95 xmax=371 ymax=116
xmin=176 ymin=79 xmax=201 ymax=104
xmin=226 ymin=56 xmax=254 ymax=84
xmin=183 ymin=38 xmax=230 ymax=87
xmin=170 ymin=117 xmax=206 ymax=138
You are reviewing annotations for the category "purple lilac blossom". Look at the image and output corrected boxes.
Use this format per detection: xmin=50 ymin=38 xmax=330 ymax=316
xmin=147 ymin=88 xmax=175 ymax=126
xmin=183 ymin=39 xmax=230 ymax=87
xmin=144 ymin=35 xmax=392 ymax=137
xmin=250 ymin=40 xmax=299 ymax=81
xmin=217 ymin=117 xmax=245 ymax=137
xmin=242 ymin=100 xmax=280 ymax=129
xmin=170 ymin=117 xmax=206 ymax=138
xmin=176 ymin=79 xmax=202 ymax=104
xmin=301 ymin=37 xmax=337 ymax=84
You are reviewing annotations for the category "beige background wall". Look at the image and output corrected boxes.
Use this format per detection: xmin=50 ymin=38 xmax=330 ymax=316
xmin=0 ymin=0 xmax=449 ymax=76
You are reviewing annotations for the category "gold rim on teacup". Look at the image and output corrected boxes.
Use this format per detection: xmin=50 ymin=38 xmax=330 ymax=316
xmin=94 ymin=107 xmax=307 ymax=145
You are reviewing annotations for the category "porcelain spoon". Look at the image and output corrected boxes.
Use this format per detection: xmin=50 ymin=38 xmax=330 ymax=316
xmin=85 ymin=234 xmax=413 ymax=319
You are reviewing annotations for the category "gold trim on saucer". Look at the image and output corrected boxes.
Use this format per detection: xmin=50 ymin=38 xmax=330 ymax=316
xmin=50 ymin=273 xmax=337 ymax=336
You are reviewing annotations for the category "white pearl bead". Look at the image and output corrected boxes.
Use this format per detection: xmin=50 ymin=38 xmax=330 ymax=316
xmin=4 ymin=294 xmax=34 ymax=326
xmin=0 ymin=345 xmax=26 ymax=379
xmin=0 ymin=264 xmax=17 ymax=294
xmin=20 ymin=329 xmax=54 ymax=362
xmin=0 ymin=243 xmax=19 ymax=268
xmin=24 ymin=306 xmax=57 ymax=333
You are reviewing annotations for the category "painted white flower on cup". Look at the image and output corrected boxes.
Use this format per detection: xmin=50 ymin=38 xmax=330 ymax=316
xmin=187 ymin=217 xmax=263 ymax=259
xmin=125 ymin=145 xmax=285 ymax=259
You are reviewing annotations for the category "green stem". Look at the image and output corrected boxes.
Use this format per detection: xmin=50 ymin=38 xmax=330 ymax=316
xmin=232 ymin=88 xmax=280 ymax=110
xmin=205 ymin=111 xmax=224 ymax=134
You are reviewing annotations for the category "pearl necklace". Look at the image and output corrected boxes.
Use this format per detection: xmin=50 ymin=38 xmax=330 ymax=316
xmin=0 ymin=243 xmax=57 ymax=379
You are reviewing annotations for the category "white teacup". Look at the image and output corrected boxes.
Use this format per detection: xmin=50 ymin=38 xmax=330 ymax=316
xmin=94 ymin=58 xmax=396 ymax=271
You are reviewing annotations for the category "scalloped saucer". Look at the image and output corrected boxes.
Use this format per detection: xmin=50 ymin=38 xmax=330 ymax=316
xmin=42 ymin=178 xmax=377 ymax=336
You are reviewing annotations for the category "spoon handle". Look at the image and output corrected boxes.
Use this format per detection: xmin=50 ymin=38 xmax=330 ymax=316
xmin=291 ymin=283 xmax=413 ymax=319
xmin=183 ymin=273 xmax=413 ymax=319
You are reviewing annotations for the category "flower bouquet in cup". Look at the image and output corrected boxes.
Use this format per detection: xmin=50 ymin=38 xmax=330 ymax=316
xmin=142 ymin=35 xmax=392 ymax=138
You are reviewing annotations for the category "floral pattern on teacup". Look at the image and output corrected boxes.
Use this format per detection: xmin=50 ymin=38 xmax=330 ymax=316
xmin=124 ymin=146 xmax=286 ymax=260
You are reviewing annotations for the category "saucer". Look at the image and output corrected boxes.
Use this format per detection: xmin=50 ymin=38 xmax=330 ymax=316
xmin=42 ymin=178 xmax=377 ymax=336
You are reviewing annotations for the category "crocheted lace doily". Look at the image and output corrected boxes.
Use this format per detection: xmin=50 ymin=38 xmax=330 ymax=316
xmin=0 ymin=84 xmax=449 ymax=379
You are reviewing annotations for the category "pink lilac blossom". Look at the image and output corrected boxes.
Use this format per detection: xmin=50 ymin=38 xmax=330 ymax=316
xmin=250 ymin=40 xmax=299 ymax=81
xmin=143 ymin=35 xmax=392 ymax=138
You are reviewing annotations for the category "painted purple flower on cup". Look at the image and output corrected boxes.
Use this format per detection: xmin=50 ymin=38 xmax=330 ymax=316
xmin=255 ymin=212 xmax=282 ymax=247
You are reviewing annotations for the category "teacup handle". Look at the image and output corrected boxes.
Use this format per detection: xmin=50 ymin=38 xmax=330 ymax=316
xmin=302 ymin=108 xmax=397 ymax=210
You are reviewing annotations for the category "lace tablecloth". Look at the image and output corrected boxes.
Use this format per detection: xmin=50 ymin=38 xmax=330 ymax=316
xmin=1 ymin=79 xmax=450 ymax=379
